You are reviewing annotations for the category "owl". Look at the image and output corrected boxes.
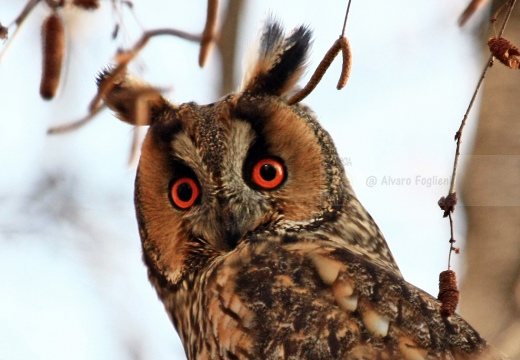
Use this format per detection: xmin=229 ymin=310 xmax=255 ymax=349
xmin=98 ymin=19 xmax=506 ymax=360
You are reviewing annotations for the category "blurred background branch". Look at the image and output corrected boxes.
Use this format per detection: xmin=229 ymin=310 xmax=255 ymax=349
xmin=460 ymin=2 xmax=520 ymax=359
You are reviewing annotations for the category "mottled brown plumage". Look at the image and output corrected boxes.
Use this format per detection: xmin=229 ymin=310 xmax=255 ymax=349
xmin=99 ymin=19 xmax=507 ymax=360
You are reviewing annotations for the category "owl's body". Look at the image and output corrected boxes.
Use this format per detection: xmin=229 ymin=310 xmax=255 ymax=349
xmin=100 ymin=20 xmax=505 ymax=359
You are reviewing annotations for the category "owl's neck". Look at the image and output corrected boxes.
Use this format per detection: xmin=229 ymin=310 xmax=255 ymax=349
xmin=274 ymin=187 xmax=402 ymax=278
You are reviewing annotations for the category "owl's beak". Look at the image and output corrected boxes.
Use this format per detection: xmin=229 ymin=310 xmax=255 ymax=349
xmin=221 ymin=209 xmax=244 ymax=249
xmin=223 ymin=228 xmax=241 ymax=249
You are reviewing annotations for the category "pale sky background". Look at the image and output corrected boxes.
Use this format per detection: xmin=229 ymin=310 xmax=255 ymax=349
xmin=0 ymin=1 xmax=486 ymax=359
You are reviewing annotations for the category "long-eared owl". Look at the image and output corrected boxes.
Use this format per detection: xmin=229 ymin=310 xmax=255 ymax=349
xmin=99 ymin=18 xmax=506 ymax=360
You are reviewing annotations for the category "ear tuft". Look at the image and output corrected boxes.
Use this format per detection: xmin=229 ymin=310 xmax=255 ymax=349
xmin=242 ymin=18 xmax=312 ymax=98
xmin=97 ymin=67 xmax=172 ymax=126
xmin=95 ymin=66 xmax=115 ymax=88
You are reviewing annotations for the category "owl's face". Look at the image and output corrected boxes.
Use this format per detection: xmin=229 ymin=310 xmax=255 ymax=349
xmin=135 ymin=89 xmax=348 ymax=287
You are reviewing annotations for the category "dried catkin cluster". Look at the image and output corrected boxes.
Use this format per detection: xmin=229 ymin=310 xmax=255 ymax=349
xmin=438 ymin=270 xmax=461 ymax=317
xmin=72 ymin=0 xmax=100 ymax=9
xmin=488 ymin=37 xmax=520 ymax=69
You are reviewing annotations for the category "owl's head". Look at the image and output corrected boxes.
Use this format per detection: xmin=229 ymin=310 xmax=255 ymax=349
xmin=100 ymin=20 xmax=351 ymax=288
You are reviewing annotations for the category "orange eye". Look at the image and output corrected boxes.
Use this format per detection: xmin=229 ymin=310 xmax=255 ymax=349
xmin=171 ymin=177 xmax=200 ymax=209
xmin=251 ymin=158 xmax=285 ymax=190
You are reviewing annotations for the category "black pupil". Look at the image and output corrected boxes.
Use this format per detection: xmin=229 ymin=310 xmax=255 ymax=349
xmin=260 ymin=163 xmax=277 ymax=181
xmin=177 ymin=182 xmax=193 ymax=202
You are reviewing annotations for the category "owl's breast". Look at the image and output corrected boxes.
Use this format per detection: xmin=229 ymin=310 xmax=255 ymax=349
xmin=163 ymin=234 xmax=361 ymax=359
xmin=162 ymin=232 xmax=494 ymax=360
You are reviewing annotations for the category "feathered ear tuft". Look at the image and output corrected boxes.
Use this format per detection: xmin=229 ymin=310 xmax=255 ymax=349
xmin=241 ymin=18 xmax=312 ymax=97
xmin=97 ymin=67 xmax=173 ymax=126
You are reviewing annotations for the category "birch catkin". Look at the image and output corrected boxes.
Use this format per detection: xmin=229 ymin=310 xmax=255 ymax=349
xmin=40 ymin=13 xmax=65 ymax=100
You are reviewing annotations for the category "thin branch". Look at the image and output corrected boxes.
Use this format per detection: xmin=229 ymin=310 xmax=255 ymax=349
xmin=449 ymin=0 xmax=516 ymax=195
xmin=497 ymin=0 xmax=517 ymax=36
xmin=128 ymin=126 xmax=145 ymax=167
xmin=47 ymin=104 xmax=106 ymax=134
xmin=492 ymin=0 xmax=512 ymax=33
xmin=447 ymin=213 xmax=458 ymax=269
xmin=449 ymin=58 xmax=491 ymax=195
xmin=441 ymin=0 xmax=517 ymax=270
xmin=13 ymin=0 xmax=40 ymax=27
xmin=459 ymin=0 xmax=491 ymax=26
xmin=0 ymin=0 xmax=40 ymax=63
xmin=341 ymin=0 xmax=353 ymax=37
xmin=199 ymin=0 xmax=219 ymax=67
xmin=217 ymin=0 xmax=244 ymax=95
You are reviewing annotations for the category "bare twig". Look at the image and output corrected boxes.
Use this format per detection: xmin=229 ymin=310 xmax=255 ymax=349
xmin=127 ymin=86 xmax=169 ymax=165
xmin=341 ymin=0 xmax=353 ymax=36
xmin=450 ymin=0 xmax=516 ymax=196
xmin=128 ymin=126 xmax=145 ymax=166
xmin=217 ymin=0 xmax=244 ymax=95
xmin=440 ymin=0 xmax=517 ymax=271
xmin=449 ymin=58 xmax=490 ymax=196
xmin=13 ymin=0 xmax=40 ymax=27
xmin=491 ymin=0 xmax=512 ymax=29
xmin=447 ymin=213 xmax=460 ymax=268
xmin=0 ymin=0 xmax=40 ymax=63
xmin=47 ymin=104 xmax=106 ymax=134
xmin=199 ymin=0 xmax=219 ymax=67
xmin=496 ymin=0 xmax=517 ymax=39
xmin=459 ymin=0 xmax=491 ymax=26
